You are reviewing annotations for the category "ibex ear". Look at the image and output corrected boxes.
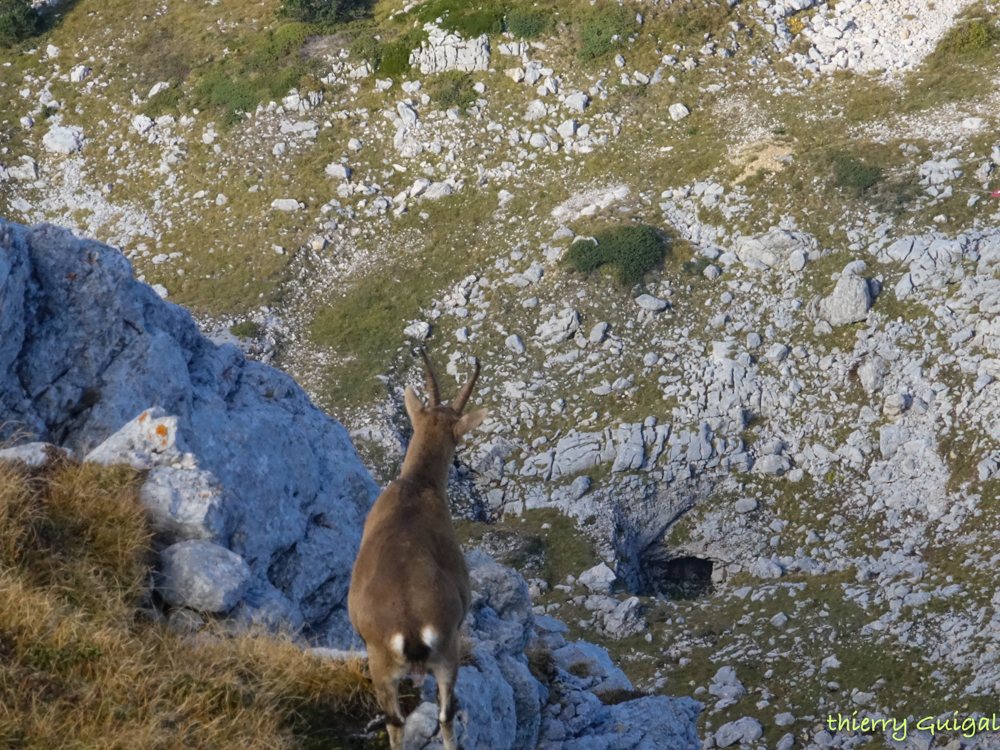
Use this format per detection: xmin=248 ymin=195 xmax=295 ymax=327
xmin=454 ymin=408 xmax=487 ymax=438
xmin=404 ymin=387 xmax=424 ymax=421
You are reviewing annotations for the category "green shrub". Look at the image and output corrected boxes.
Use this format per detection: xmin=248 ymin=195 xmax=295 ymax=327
xmin=230 ymin=321 xmax=261 ymax=339
xmin=577 ymin=2 xmax=637 ymax=60
xmin=280 ymin=0 xmax=366 ymax=23
xmin=140 ymin=86 xmax=183 ymax=119
xmin=426 ymin=71 xmax=477 ymax=113
xmin=193 ymin=24 xmax=318 ymax=125
xmin=832 ymin=154 xmax=882 ymax=195
xmin=196 ymin=72 xmax=261 ymax=125
xmin=936 ymin=17 xmax=999 ymax=55
xmin=380 ymin=41 xmax=410 ymax=76
xmin=378 ymin=28 xmax=428 ymax=77
xmin=564 ymin=238 xmax=606 ymax=273
xmin=564 ymin=224 xmax=667 ymax=285
xmin=507 ymin=8 xmax=550 ymax=39
xmin=0 ymin=0 xmax=38 ymax=48
xmin=350 ymin=32 xmax=384 ymax=67
xmin=243 ymin=23 xmax=313 ymax=74
xmin=414 ymin=0 xmax=504 ymax=37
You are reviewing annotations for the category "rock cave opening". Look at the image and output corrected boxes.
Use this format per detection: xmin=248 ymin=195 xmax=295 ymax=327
xmin=645 ymin=556 xmax=714 ymax=600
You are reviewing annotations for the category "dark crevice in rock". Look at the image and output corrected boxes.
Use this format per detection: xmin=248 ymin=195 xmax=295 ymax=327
xmin=643 ymin=555 xmax=715 ymax=600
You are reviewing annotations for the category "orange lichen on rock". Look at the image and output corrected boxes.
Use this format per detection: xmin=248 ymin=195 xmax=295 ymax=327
xmin=155 ymin=425 xmax=168 ymax=437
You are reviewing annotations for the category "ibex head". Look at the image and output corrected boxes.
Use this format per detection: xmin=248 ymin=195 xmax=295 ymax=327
xmin=404 ymin=348 xmax=487 ymax=444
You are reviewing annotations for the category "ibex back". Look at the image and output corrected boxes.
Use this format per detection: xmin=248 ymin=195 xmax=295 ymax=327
xmin=348 ymin=349 xmax=486 ymax=750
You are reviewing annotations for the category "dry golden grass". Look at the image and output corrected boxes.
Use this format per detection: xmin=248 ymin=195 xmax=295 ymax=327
xmin=0 ymin=455 xmax=382 ymax=750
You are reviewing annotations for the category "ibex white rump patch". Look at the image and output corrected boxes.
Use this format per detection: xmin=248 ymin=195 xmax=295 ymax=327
xmin=390 ymin=633 xmax=405 ymax=656
xmin=421 ymin=625 xmax=438 ymax=650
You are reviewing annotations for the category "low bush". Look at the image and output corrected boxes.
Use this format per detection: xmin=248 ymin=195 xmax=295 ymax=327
xmin=935 ymin=15 xmax=999 ymax=56
xmin=832 ymin=153 xmax=882 ymax=195
xmin=426 ymin=71 xmax=478 ymax=113
xmin=507 ymin=8 xmax=550 ymax=39
xmin=0 ymin=0 xmax=38 ymax=48
xmin=414 ymin=0 xmax=504 ymax=37
xmin=194 ymin=24 xmax=318 ymax=125
xmin=281 ymin=0 xmax=368 ymax=23
xmin=349 ymin=32 xmax=384 ymax=67
xmin=577 ymin=2 xmax=637 ymax=60
xmin=379 ymin=27 xmax=428 ymax=77
xmin=564 ymin=224 xmax=667 ymax=285
xmin=230 ymin=321 xmax=261 ymax=338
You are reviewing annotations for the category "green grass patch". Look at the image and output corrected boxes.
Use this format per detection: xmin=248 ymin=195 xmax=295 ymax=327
xmin=281 ymin=0 xmax=368 ymax=24
xmin=414 ymin=0 xmax=505 ymax=37
xmin=832 ymin=152 xmax=883 ymax=196
xmin=139 ymin=86 xmax=184 ymax=119
xmin=935 ymin=7 xmax=1000 ymax=55
xmin=378 ymin=27 xmax=429 ymax=77
xmin=193 ymin=22 xmax=320 ymax=125
xmin=230 ymin=321 xmax=261 ymax=338
xmin=0 ymin=0 xmax=39 ymax=48
xmin=563 ymin=224 xmax=668 ymax=286
xmin=577 ymin=1 xmax=637 ymax=60
xmin=426 ymin=70 xmax=477 ymax=112
xmin=899 ymin=1 xmax=1000 ymax=110
xmin=349 ymin=31 xmax=384 ymax=67
xmin=507 ymin=7 xmax=551 ymax=39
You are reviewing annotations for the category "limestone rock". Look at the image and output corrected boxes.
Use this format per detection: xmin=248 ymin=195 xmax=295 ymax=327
xmin=858 ymin=356 xmax=888 ymax=394
xmin=525 ymin=99 xmax=548 ymax=121
xmin=132 ymin=115 xmax=154 ymax=134
xmin=409 ymin=23 xmax=491 ymax=74
xmin=669 ymin=103 xmax=691 ymax=120
xmin=551 ymin=641 xmax=634 ymax=698
xmin=70 ymin=64 xmax=91 ymax=82
xmin=819 ymin=265 xmax=873 ymax=326
xmin=422 ymin=181 xmax=454 ymax=200
xmin=0 ymin=221 xmax=379 ymax=645
xmin=0 ymin=441 xmax=69 ymax=467
xmin=579 ymin=562 xmax=617 ymax=593
xmin=42 ymin=125 xmax=85 ymax=154
xmin=635 ymin=294 xmax=668 ymax=311
xmin=139 ymin=466 xmax=235 ymax=544
xmin=325 ymin=163 xmax=351 ymax=181
xmin=733 ymin=228 xmax=814 ymax=268
xmin=157 ymin=540 xmax=252 ymax=613
xmin=564 ymin=92 xmax=590 ymax=113
xmin=715 ymin=717 xmax=764 ymax=747
xmin=403 ymin=321 xmax=431 ymax=339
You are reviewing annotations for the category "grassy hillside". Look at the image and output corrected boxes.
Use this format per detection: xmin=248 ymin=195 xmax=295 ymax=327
xmin=0 ymin=454 xmax=381 ymax=750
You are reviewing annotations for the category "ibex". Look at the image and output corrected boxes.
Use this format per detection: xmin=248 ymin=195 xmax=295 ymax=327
xmin=348 ymin=349 xmax=486 ymax=750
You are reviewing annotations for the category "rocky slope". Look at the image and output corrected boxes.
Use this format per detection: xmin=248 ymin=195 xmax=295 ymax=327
xmin=0 ymin=218 xmax=702 ymax=747
xmin=0 ymin=218 xmax=381 ymax=644
xmin=6 ymin=0 xmax=1000 ymax=746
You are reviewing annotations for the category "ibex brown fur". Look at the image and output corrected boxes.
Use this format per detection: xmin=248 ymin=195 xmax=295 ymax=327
xmin=348 ymin=349 xmax=486 ymax=750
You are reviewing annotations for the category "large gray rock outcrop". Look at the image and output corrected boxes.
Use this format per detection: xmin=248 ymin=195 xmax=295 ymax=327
xmin=0 ymin=221 xmax=379 ymax=645
xmin=410 ymin=23 xmax=490 ymax=74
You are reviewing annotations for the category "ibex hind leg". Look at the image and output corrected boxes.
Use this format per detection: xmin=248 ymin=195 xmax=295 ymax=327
xmin=432 ymin=661 xmax=460 ymax=750
xmin=370 ymin=656 xmax=406 ymax=750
